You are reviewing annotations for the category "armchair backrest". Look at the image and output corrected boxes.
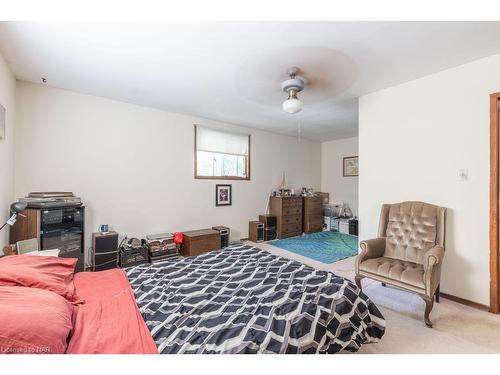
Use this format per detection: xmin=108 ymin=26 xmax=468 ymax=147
xmin=377 ymin=201 xmax=446 ymax=264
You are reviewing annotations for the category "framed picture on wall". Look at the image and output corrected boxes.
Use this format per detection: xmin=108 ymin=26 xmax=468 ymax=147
xmin=343 ymin=156 xmax=358 ymax=177
xmin=215 ymin=184 xmax=232 ymax=206
xmin=0 ymin=104 xmax=5 ymax=139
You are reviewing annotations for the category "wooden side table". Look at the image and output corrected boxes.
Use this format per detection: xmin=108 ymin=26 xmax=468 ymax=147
xmin=182 ymin=229 xmax=221 ymax=257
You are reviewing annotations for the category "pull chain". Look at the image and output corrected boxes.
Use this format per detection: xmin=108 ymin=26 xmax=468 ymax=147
xmin=298 ymin=118 xmax=301 ymax=142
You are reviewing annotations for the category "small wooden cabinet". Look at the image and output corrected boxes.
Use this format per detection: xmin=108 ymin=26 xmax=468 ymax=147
xmin=303 ymin=196 xmax=324 ymax=233
xmin=182 ymin=229 xmax=221 ymax=257
xmin=248 ymin=221 xmax=264 ymax=242
xmin=9 ymin=209 xmax=40 ymax=245
xmin=269 ymin=196 xmax=303 ymax=239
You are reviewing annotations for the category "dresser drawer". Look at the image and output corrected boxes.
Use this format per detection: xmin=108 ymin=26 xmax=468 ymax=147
xmin=307 ymin=221 xmax=323 ymax=232
xmin=306 ymin=202 xmax=323 ymax=214
xmin=305 ymin=213 xmax=323 ymax=224
xmin=282 ymin=222 xmax=302 ymax=235
xmin=282 ymin=198 xmax=302 ymax=207
xmin=283 ymin=206 xmax=302 ymax=215
xmin=282 ymin=231 xmax=302 ymax=238
xmin=282 ymin=214 xmax=302 ymax=226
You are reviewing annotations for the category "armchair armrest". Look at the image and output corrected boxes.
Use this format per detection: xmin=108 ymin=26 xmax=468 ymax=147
xmin=423 ymin=245 xmax=444 ymax=273
xmin=358 ymin=237 xmax=386 ymax=264
xmin=423 ymin=245 xmax=445 ymax=297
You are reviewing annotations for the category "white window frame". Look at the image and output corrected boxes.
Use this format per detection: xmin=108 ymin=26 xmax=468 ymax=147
xmin=194 ymin=125 xmax=251 ymax=180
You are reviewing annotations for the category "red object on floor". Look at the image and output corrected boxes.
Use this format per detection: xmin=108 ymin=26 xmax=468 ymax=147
xmin=173 ymin=232 xmax=184 ymax=244
xmin=66 ymin=269 xmax=158 ymax=354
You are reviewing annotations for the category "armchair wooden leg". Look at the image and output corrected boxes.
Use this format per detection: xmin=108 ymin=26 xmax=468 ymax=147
xmin=421 ymin=295 xmax=434 ymax=328
xmin=355 ymin=275 xmax=363 ymax=290
xmin=435 ymin=284 xmax=440 ymax=303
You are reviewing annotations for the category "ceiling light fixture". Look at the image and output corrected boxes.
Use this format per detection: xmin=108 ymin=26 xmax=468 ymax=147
xmin=281 ymin=67 xmax=305 ymax=114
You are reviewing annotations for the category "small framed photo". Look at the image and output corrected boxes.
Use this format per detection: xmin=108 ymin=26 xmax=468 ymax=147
xmin=216 ymin=184 xmax=232 ymax=206
xmin=343 ymin=156 xmax=358 ymax=177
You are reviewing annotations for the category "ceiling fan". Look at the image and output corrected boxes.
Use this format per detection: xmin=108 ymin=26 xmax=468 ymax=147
xmin=281 ymin=66 xmax=306 ymax=114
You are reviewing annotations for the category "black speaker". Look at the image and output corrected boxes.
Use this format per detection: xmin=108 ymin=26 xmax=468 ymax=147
xmin=259 ymin=214 xmax=277 ymax=228
xmin=259 ymin=215 xmax=277 ymax=241
xmin=92 ymin=231 xmax=119 ymax=271
xmin=212 ymin=226 xmax=230 ymax=248
xmin=264 ymin=227 xmax=277 ymax=241
xmin=349 ymin=219 xmax=358 ymax=236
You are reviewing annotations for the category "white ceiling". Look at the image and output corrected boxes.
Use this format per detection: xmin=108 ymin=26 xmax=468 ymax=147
xmin=1 ymin=21 xmax=500 ymax=141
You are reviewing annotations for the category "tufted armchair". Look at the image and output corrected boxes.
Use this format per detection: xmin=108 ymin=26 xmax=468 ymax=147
xmin=355 ymin=201 xmax=446 ymax=327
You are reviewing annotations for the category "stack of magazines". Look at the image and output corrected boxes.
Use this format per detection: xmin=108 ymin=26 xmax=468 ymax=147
xmin=146 ymin=233 xmax=180 ymax=263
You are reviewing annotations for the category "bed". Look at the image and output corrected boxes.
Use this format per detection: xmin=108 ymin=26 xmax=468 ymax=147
xmin=126 ymin=243 xmax=385 ymax=354
xmin=0 ymin=243 xmax=385 ymax=354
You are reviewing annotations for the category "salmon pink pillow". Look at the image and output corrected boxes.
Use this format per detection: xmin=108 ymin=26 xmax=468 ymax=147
xmin=0 ymin=286 xmax=74 ymax=354
xmin=0 ymin=255 xmax=77 ymax=301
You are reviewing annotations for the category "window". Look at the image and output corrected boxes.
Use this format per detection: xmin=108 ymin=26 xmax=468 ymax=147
xmin=194 ymin=125 xmax=250 ymax=180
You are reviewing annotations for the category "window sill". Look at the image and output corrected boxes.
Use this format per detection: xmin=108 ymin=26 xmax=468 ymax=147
xmin=194 ymin=175 xmax=250 ymax=181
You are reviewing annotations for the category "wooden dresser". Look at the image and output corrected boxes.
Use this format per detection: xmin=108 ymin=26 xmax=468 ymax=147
xmin=269 ymin=196 xmax=303 ymax=239
xmin=303 ymin=196 xmax=324 ymax=233
xmin=182 ymin=229 xmax=221 ymax=257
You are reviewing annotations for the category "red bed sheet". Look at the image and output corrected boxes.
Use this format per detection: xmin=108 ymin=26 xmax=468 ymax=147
xmin=66 ymin=268 xmax=158 ymax=354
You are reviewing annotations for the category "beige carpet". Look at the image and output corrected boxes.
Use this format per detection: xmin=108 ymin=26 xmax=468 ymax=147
xmin=246 ymin=240 xmax=500 ymax=354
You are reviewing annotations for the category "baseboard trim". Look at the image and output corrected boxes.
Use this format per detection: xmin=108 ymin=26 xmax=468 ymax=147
xmin=440 ymin=292 xmax=490 ymax=312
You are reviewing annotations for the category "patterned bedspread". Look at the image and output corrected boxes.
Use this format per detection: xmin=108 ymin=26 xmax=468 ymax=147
xmin=126 ymin=244 xmax=385 ymax=354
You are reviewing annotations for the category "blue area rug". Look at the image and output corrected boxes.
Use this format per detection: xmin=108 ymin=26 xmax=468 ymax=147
xmin=269 ymin=231 xmax=358 ymax=264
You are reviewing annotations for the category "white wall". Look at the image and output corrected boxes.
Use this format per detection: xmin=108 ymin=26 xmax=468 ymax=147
xmin=0 ymin=52 xmax=15 ymax=249
xmin=321 ymin=137 xmax=358 ymax=216
xmin=14 ymin=82 xmax=321 ymax=254
xmin=359 ymin=53 xmax=500 ymax=306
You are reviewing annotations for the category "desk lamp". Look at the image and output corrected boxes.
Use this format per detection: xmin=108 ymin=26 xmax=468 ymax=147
xmin=0 ymin=202 xmax=28 ymax=232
